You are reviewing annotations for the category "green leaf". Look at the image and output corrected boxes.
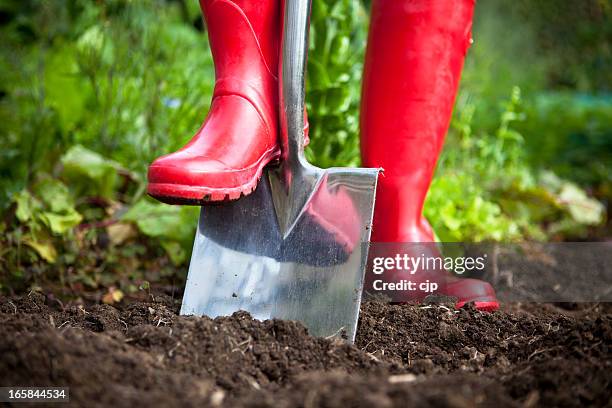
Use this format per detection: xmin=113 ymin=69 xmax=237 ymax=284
xmin=122 ymin=199 xmax=198 ymax=256
xmin=558 ymin=183 xmax=604 ymax=225
xmin=33 ymin=177 xmax=75 ymax=213
xmin=14 ymin=190 xmax=40 ymax=223
xmin=44 ymin=46 xmax=91 ymax=133
xmin=307 ymin=59 xmax=332 ymax=90
xmin=22 ymin=235 xmax=57 ymax=263
xmin=77 ymin=25 xmax=105 ymax=52
xmin=40 ymin=211 xmax=83 ymax=234
xmin=439 ymin=202 xmax=462 ymax=231
xmin=61 ymin=145 xmax=123 ymax=198
xmin=161 ymin=241 xmax=187 ymax=266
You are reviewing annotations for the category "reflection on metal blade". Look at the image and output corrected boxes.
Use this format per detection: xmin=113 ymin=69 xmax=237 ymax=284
xmin=181 ymin=0 xmax=379 ymax=343
xmin=181 ymin=167 xmax=378 ymax=342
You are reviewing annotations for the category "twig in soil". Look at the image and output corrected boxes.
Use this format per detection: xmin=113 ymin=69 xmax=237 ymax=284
xmin=509 ymin=364 xmax=533 ymax=380
xmin=366 ymin=352 xmax=380 ymax=362
xmin=231 ymin=337 xmax=252 ymax=354
xmin=586 ymin=341 xmax=603 ymax=351
xmin=27 ymin=290 xmax=43 ymax=312
xmin=418 ymin=304 xmax=458 ymax=313
xmin=119 ymin=319 xmax=128 ymax=331
xmin=57 ymin=321 xmax=70 ymax=330
xmin=361 ymin=340 xmax=374 ymax=352
xmin=527 ymin=346 xmax=562 ymax=361
xmin=528 ymin=333 xmax=541 ymax=345
xmin=133 ymin=330 xmax=149 ymax=343
xmin=236 ymin=338 xmax=251 ymax=347
xmin=49 ymin=315 xmax=55 ymax=328
xmin=545 ymin=322 xmax=560 ymax=334
xmin=324 ymin=326 xmax=346 ymax=340
xmin=7 ymin=301 xmax=17 ymax=314
xmin=504 ymin=334 xmax=519 ymax=342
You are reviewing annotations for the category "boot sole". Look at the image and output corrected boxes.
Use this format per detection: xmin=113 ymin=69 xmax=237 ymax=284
xmin=455 ymin=300 xmax=499 ymax=312
xmin=147 ymin=147 xmax=281 ymax=205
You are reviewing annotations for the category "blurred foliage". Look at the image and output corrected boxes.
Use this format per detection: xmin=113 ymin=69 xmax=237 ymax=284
xmin=305 ymin=0 xmax=367 ymax=167
xmin=511 ymin=0 xmax=611 ymax=92
xmin=0 ymin=0 xmax=207 ymax=293
xmin=0 ymin=0 xmax=214 ymax=205
xmin=427 ymin=87 xmax=606 ymax=242
xmin=0 ymin=0 xmax=609 ymax=294
xmin=519 ymin=93 xmax=612 ymax=192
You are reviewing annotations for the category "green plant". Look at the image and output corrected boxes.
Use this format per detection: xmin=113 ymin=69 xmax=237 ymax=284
xmin=520 ymin=93 xmax=612 ymax=195
xmin=0 ymin=0 xmax=207 ymax=292
xmin=305 ymin=0 xmax=368 ymax=168
xmin=0 ymin=0 xmax=214 ymax=210
xmin=427 ymin=87 xmax=605 ymax=242
xmin=1 ymin=145 xmax=197 ymax=294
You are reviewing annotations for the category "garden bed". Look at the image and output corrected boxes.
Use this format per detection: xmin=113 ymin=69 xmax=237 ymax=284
xmin=1 ymin=291 xmax=610 ymax=407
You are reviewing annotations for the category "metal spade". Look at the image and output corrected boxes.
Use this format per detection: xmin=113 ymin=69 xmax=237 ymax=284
xmin=180 ymin=0 xmax=379 ymax=342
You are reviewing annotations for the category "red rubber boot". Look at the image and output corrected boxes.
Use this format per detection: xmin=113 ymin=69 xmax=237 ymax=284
xmin=148 ymin=0 xmax=283 ymax=204
xmin=360 ymin=0 xmax=498 ymax=311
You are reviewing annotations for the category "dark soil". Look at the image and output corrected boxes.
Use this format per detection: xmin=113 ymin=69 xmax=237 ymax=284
xmin=0 ymin=292 xmax=610 ymax=407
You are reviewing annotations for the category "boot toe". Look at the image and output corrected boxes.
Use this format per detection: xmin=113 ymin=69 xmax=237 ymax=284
xmin=446 ymin=278 xmax=499 ymax=311
xmin=150 ymin=152 xmax=230 ymax=175
xmin=148 ymin=153 xmax=236 ymax=186
xmin=147 ymin=153 xmax=255 ymax=203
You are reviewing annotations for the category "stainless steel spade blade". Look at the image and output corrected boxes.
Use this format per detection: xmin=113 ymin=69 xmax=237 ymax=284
xmin=180 ymin=0 xmax=379 ymax=342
